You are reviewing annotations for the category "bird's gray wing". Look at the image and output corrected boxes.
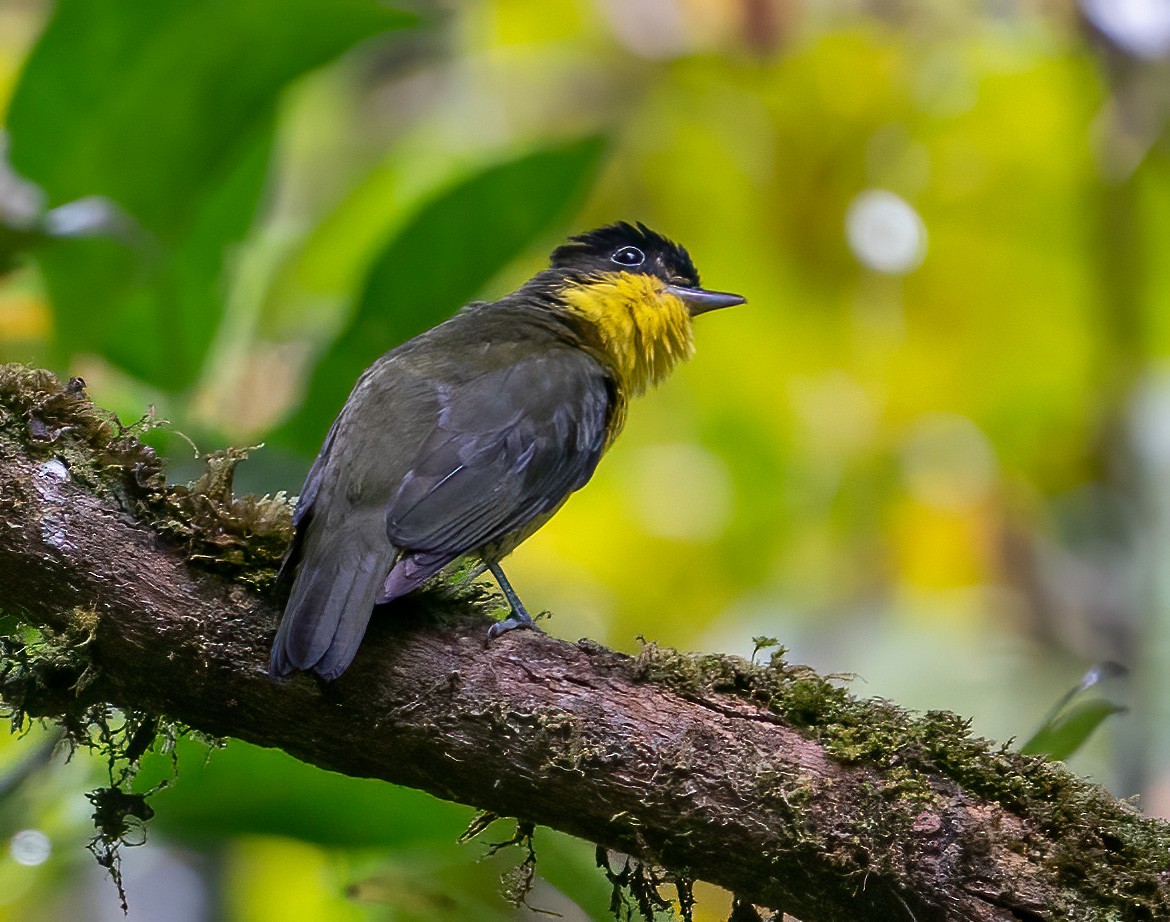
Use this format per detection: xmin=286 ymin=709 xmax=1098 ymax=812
xmin=384 ymin=348 xmax=612 ymax=564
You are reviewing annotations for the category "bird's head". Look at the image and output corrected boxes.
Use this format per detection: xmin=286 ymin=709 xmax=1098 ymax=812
xmin=549 ymin=221 xmax=745 ymax=316
xmin=540 ymin=222 xmax=745 ymax=397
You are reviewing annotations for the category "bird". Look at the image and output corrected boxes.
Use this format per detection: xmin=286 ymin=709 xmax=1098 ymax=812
xmin=269 ymin=221 xmax=745 ymax=680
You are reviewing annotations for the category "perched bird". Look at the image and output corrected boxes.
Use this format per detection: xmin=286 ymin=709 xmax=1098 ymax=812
xmin=270 ymin=222 xmax=744 ymax=680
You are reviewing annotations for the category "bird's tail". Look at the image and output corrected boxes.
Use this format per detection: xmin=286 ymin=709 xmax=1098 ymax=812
xmin=269 ymin=521 xmax=394 ymax=682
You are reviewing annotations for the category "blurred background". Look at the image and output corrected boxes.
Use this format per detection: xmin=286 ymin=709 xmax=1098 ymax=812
xmin=3 ymin=0 xmax=1170 ymax=919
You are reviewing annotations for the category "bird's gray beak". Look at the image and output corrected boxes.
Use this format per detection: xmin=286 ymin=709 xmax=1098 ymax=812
xmin=665 ymin=285 xmax=747 ymax=316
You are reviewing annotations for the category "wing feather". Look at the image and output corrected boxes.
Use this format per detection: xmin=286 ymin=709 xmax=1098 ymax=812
xmin=384 ymin=350 xmax=611 ymax=559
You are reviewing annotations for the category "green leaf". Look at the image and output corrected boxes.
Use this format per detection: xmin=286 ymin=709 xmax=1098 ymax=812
xmin=1020 ymin=699 xmax=1126 ymax=762
xmin=273 ymin=135 xmax=607 ymax=454
xmin=133 ymin=738 xmax=614 ymax=918
xmin=134 ymin=738 xmax=613 ymax=918
xmin=6 ymin=0 xmax=414 ymax=390
xmin=1020 ymin=662 xmax=1127 ymax=761
xmin=136 ymin=738 xmax=469 ymax=847
xmin=32 ymin=123 xmax=278 ymax=388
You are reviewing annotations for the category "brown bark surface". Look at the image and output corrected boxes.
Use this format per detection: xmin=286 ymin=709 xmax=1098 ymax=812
xmin=2 ymin=366 xmax=1169 ymax=922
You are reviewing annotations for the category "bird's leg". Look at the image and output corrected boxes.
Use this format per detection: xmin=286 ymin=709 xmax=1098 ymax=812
xmin=487 ymin=562 xmax=539 ymax=639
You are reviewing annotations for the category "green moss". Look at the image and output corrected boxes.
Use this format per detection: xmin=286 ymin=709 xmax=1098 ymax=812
xmin=0 ymin=613 xmax=186 ymax=763
xmin=535 ymin=710 xmax=596 ymax=776
xmin=157 ymin=447 xmax=293 ymax=588
xmin=0 ymin=365 xmax=150 ymax=487
xmin=0 ymin=617 xmax=98 ymax=732
xmin=632 ymin=642 xmax=1170 ymax=918
xmin=0 ymin=364 xmax=294 ymax=587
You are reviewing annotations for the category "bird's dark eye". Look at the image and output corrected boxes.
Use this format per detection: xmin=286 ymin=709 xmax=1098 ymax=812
xmin=611 ymin=245 xmax=645 ymax=267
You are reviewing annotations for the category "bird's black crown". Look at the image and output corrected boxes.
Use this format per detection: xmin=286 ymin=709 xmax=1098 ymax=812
xmin=550 ymin=222 xmax=701 ymax=288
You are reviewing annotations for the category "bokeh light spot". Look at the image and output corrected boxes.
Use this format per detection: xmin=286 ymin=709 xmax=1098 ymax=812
xmin=596 ymin=0 xmax=689 ymax=59
xmin=1083 ymin=0 xmax=1170 ymax=60
xmin=9 ymin=829 xmax=51 ymax=867
xmin=845 ymin=189 xmax=927 ymax=274
xmin=1130 ymin=369 xmax=1170 ymax=468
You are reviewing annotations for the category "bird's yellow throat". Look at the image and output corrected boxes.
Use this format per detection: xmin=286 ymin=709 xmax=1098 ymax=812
xmin=557 ymin=272 xmax=696 ymax=398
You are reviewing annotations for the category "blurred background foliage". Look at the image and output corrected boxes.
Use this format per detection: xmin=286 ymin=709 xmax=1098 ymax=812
xmin=3 ymin=0 xmax=1170 ymax=919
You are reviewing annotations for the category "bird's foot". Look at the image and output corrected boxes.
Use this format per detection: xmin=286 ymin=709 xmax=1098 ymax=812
xmin=487 ymin=612 xmax=541 ymax=640
xmin=485 ymin=561 xmax=543 ymax=640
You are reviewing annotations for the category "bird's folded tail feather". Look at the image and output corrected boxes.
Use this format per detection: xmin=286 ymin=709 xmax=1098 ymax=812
xmin=269 ymin=533 xmax=393 ymax=682
xmin=377 ymin=550 xmax=450 ymax=604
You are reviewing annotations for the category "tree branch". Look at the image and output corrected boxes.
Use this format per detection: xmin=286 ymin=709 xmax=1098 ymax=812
xmin=1 ymin=364 xmax=1168 ymax=922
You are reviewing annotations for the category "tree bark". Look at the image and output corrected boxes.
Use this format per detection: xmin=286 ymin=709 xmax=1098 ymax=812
xmin=1 ymin=364 xmax=1169 ymax=922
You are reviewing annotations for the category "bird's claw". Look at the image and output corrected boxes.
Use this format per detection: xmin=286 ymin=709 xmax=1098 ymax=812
xmin=487 ymin=615 xmax=541 ymax=640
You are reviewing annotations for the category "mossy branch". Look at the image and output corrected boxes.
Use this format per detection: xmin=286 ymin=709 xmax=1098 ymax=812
xmin=1 ymin=364 xmax=1169 ymax=922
